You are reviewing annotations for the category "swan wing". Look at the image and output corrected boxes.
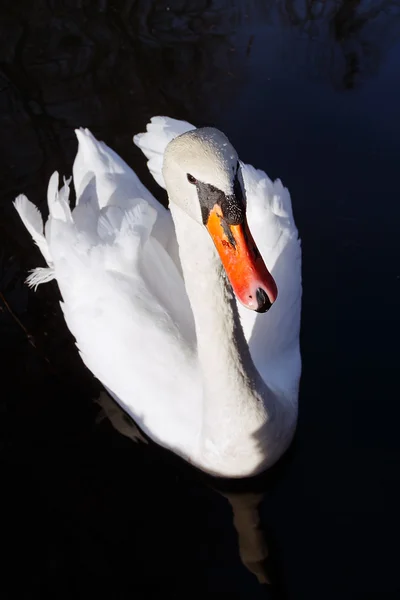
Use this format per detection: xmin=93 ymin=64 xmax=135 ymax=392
xmin=14 ymin=129 xmax=200 ymax=457
xmin=241 ymin=163 xmax=302 ymax=397
xmin=72 ymin=128 xmax=175 ymax=252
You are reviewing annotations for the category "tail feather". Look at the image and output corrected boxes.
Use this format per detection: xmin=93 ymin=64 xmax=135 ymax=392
xmin=47 ymin=172 xmax=72 ymax=223
xmin=13 ymin=195 xmax=52 ymax=265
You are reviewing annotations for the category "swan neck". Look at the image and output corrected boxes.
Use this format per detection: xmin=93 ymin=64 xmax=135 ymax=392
xmin=169 ymin=203 xmax=274 ymax=473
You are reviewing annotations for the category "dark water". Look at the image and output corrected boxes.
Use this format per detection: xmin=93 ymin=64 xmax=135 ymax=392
xmin=1 ymin=1 xmax=400 ymax=598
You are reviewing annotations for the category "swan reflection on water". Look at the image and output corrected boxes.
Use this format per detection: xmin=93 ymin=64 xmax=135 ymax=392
xmin=96 ymin=390 xmax=290 ymax=588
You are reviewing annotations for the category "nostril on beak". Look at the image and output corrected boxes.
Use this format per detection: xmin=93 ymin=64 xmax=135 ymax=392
xmin=255 ymin=288 xmax=272 ymax=313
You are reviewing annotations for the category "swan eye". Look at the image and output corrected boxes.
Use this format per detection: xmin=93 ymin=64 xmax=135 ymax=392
xmin=187 ymin=173 xmax=197 ymax=184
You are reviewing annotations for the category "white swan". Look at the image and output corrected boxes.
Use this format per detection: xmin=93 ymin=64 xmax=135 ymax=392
xmin=14 ymin=117 xmax=302 ymax=478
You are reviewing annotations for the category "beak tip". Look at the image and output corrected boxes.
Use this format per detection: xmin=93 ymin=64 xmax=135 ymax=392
xmin=255 ymin=288 xmax=273 ymax=313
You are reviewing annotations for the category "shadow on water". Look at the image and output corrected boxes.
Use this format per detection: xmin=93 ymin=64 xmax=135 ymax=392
xmin=2 ymin=1 xmax=400 ymax=599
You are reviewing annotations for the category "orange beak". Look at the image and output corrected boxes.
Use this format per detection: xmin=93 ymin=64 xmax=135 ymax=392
xmin=206 ymin=204 xmax=278 ymax=312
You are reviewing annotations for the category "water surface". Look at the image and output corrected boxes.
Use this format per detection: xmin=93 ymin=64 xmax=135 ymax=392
xmin=1 ymin=2 xmax=400 ymax=598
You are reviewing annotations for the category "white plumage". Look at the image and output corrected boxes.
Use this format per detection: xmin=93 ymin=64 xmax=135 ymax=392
xmin=15 ymin=116 xmax=302 ymax=478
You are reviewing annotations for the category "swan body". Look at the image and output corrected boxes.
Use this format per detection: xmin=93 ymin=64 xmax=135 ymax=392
xmin=14 ymin=117 xmax=302 ymax=478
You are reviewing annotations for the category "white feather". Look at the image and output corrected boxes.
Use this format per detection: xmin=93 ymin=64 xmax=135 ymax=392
xmin=13 ymin=195 xmax=52 ymax=265
xmin=134 ymin=116 xmax=195 ymax=189
xmin=26 ymin=267 xmax=55 ymax=289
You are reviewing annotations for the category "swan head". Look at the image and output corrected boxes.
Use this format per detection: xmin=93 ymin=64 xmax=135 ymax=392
xmin=163 ymin=127 xmax=277 ymax=313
